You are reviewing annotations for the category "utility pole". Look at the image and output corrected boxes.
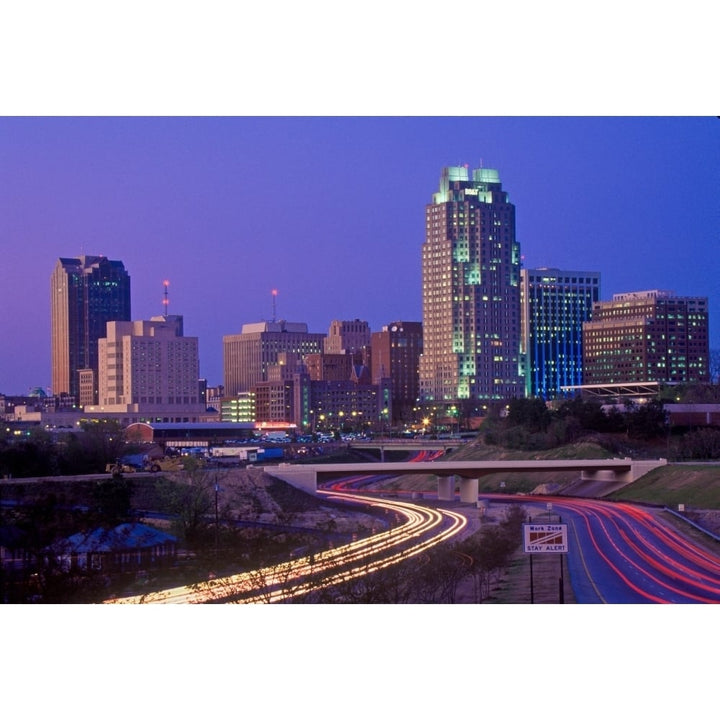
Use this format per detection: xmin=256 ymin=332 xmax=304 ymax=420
xmin=214 ymin=481 xmax=220 ymax=555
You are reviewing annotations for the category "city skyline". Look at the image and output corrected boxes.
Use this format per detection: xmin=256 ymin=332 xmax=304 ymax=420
xmin=1 ymin=116 xmax=718 ymax=396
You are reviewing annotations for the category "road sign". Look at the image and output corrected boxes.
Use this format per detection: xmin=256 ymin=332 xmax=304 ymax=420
xmin=523 ymin=523 xmax=568 ymax=554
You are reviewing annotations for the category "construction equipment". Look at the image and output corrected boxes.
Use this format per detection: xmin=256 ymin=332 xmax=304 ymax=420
xmin=106 ymin=454 xmax=186 ymax=475
xmin=106 ymin=460 xmax=137 ymax=476
xmin=144 ymin=456 xmax=185 ymax=473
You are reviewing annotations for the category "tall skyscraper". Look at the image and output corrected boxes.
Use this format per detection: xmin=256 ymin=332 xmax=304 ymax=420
xmin=419 ymin=166 xmax=522 ymax=408
xmin=582 ymin=290 xmax=710 ymax=389
xmin=50 ymin=255 xmax=131 ymax=404
xmin=521 ymin=268 xmax=601 ymax=399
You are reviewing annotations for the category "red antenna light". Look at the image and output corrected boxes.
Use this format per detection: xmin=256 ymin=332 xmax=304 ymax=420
xmin=271 ymin=289 xmax=278 ymax=323
xmin=163 ymin=280 xmax=170 ymax=318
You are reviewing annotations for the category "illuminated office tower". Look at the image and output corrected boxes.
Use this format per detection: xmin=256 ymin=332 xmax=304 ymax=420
xmin=50 ymin=255 xmax=131 ymax=405
xmin=419 ymin=166 xmax=522 ymax=408
xmin=583 ymin=290 xmax=710 ymax=388
xmin=223 ymin=320 xmax=326 ymax=396
xmin=521 ymin=268 xmax=601 ymax=399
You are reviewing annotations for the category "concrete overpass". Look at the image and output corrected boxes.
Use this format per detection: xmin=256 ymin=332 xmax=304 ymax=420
xmin=266 ymin=458 xmax=667 ymax=501
xmin=350 ymin=439 xmax=465 ymax=459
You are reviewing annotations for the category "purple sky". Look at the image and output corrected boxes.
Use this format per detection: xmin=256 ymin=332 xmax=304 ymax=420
xmin=0 ymin=116 xmax=717 ymax=395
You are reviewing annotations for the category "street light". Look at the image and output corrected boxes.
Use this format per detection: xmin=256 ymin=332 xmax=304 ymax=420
xmin=214 ymin=480 xmax=221 ymax=555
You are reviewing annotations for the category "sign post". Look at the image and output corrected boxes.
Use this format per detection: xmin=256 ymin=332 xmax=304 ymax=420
xmin=523 ymin=523 xmax=569 ymax=603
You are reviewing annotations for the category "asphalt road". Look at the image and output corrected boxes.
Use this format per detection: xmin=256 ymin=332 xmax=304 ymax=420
xmin=508 ymin=495 xmax=720 ymax=603
xmin=105 ymin=491 xmax=470 ymax=603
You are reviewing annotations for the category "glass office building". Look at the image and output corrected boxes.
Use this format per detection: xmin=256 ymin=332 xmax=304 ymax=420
xmin=521 ymin=268 xmax=601 ymax=399
xmin=50 ymin=255 xmax=131 ymax=405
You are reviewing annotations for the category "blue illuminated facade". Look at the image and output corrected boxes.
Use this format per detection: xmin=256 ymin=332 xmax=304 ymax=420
xmin=521 ymin=268 xmax=600 ymax=399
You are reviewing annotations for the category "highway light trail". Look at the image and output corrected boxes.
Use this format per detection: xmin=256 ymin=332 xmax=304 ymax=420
xmin=519 ymin=496 xmax=720 ymax=603
xmin=105 ymin=492 xmax=467 ymax=604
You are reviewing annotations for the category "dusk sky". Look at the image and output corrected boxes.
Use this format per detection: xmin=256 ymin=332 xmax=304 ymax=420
xmin=1 ymin=115 xmax=718 ymax=395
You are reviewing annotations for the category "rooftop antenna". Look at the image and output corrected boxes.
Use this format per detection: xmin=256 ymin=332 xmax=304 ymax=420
xmin=162 ymin=280 xmax=170 ymax=318
xmin=271 ymin=288 xmax=278 ymax=323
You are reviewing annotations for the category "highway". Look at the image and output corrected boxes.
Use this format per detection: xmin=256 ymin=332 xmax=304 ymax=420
xmin=513 ymin=495 xmax=720 ymax=603
xmin=104 ymin=491 xmax=468 ymax=604
xmin=104 ymin=488 xmax=720 ymax=604
xmin=103 ymin=447 xmax=720 ymax=603
xmin=322 ymin=452 xmax=720 ymax=604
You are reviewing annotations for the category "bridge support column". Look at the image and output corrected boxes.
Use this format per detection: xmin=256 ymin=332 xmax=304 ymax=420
xmin=459 ymin=477 xmax=479 ymax=503
xmin=613 ymin=469 xmax=633 ymax=483
xmin=437 ymin=475 xmax=455 ymax=501
xmin=582 ymin=469 xmax=627 ymax=483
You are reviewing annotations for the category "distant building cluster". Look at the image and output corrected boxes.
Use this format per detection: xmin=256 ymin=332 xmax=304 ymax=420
xmin=0 ymin=165 xmax=713 ymax=437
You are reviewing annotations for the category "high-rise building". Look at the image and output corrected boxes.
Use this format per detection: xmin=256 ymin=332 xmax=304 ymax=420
xmin=521 ymin=268 xmax=601 ymax=399
xmin=50 ymin=255 xmax=131 ymax=405
xmin=89 ymin=315 xmax=204 ymax=417
xmin=223 ymin=321 xmax=326 ymax=396
xmin=582 ymin=290 xmax=710 ymax=390
xmin=371 ymin=321 xmax=423 ymax=423
xmin=324 ymin=319 xmax=372 ymax=366
xmin=419 ymin=166 xmax=522 ymax=408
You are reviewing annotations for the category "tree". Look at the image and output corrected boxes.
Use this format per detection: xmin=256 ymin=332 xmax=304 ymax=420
xmin=155 ymin=462 xmax=215 ymax=546
xmin=625 ymin=400 xmax=668 ymax=440
xmin=506 ymin=398 xmax=552 ymax=433
xmin=710 ymin=349 xmax=720 ymax=385
xmin=56 ymin=419 xmax=128 ymax=474
xmin=556 ymin=396 xmax=623 ymax=434
xmin=92 ymin=475 xmax=135 ymax=524
xmin=0 ymin=428 xmax=58 ymax=478
xmin=673 ymin=428 xmax=720 ymax=460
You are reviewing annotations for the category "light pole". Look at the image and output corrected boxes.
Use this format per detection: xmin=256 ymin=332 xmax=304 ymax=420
xmin=214 ymin=480 xmax=220 ymax=556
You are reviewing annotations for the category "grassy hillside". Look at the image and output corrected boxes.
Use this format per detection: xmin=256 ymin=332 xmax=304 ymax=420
xmin=607 ymin=464 xmax=720 ymax=508
xmin=447 ymin=439 xmax=614 ymax=461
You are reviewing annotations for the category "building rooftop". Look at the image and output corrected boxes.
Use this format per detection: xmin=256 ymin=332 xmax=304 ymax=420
xmin=50 ymin=523 xmax=177 ymax=554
